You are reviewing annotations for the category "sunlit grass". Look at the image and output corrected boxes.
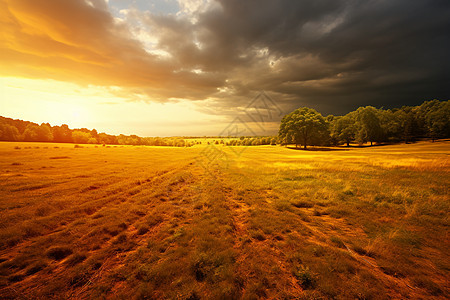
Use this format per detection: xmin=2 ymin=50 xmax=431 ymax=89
xmin=0 ymin=140 xmax=448 ymax=298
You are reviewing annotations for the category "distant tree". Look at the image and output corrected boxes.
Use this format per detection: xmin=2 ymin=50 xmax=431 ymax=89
xmin=87 ymin=137 xmax=98 ymax=144
xmin=23 ymin=124 xmax=40 ymax=142
xmin=117 ymin=134 xmax=128 ymax=145
xmin=52 ymin=124 xmax=72 ymax=143
xmin=0 ymin=122 xmax=20 ymax=141
xmin=398 ymin=108 xmax=419 ymax=143
xmin=378 ymin=109 xmax=401 ymax=142
xmin=278 ymin=107 xmax=328 ymax=149
xmin=425 ymin=101 xmax=450 ymax=141
xmin=72 ymin=130 xmax=91 ymax=144
xmin=90 ymin=129 xmax=99 ymax=139
xmin=332 ymin=114 xmax=357 ymax=146
xmin=38 ymin=123 xmax=53 ymax=142
xmin=98 ymin=132 xmax=116 ymax=145
xmin=355 ymin=106 xmax=383 ymax=145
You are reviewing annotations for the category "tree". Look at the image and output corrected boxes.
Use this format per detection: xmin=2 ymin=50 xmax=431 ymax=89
xmin=52 ymin=124 xmax=72 ymax=143
xmin=379 ymin=109 xmax=401 ymax=142
xmin=398 ymin=108 xmax=419 ymax=143
xmin=0 ymin=122 xmax=20 ymax=141
xmin=72 ymin=130 xmax=91 ymax=144
xmin=425 ymin=101 xmax=450 ymax=141
xmin=38 ymin=123 xmax=53 ymax=142
xmin=332 ymin=113 xmax=357 ymax=146
xmin=23 ymin=124 xmax=40 ymax=142
xmin=355 ymin=106 xmax=383 ymax=146
xmin=278 ymin=107 xmax=329 ymax=149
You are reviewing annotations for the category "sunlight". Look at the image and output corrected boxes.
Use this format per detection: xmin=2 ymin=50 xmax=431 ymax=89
xmin=0 ymin=77 xmax=222 ymax=136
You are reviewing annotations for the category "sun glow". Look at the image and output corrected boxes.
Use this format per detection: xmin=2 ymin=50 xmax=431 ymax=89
xmin=0 ymin=77 xmax=222 ymax=136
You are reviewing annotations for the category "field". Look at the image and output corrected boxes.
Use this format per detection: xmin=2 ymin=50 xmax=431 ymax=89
xmin=0 ymin=141 xmax=449 ymax=299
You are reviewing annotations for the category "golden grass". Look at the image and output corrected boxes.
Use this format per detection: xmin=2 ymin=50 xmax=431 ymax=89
xmin=0 ymin=140 xmax=449 ymax=299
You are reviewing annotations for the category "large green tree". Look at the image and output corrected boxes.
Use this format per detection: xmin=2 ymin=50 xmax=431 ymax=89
xmin=278 ymin=107 xmax=329 ymax=149
xmin=425 ymin=100 xmax=450 ymax=141
xmin=355 ymin=106 xmax=383 ymax=146
xmin=332 ymin=113 xmax=357 ymax=146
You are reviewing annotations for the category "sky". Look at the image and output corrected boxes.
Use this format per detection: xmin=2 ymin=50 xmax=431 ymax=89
xmin=1 ymin=0 xmax=449 ymax=136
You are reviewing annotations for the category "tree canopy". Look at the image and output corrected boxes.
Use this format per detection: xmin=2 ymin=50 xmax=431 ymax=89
xmin=278 ymin=107 xmax=328 ymax=149
xmin=0 ymin=117 xmax=193 ymax=147
xmin=279 ymin=99 xmax=449 ymax=147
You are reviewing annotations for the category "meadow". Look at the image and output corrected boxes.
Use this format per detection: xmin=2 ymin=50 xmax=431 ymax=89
xmin=0 ymin=140 xmax=448 ymax=299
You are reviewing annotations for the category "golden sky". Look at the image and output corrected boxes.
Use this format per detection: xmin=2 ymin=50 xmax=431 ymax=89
xmin=1 ymin=0 xmax=228 ymax=136
xmin=1 ymin=0 xmax=449 ymax=136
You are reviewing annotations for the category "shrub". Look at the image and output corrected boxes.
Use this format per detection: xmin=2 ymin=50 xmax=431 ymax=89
xmin=293 ymin=265 xmax=315 ymax=289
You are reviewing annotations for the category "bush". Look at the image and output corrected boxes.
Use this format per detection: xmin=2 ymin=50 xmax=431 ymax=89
xmin=293 ymin=265 xmax=315 ymax=289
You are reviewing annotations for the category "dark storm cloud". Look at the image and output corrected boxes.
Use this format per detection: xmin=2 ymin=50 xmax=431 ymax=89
xmin=141 ymin=0 xmax=450 ymax=115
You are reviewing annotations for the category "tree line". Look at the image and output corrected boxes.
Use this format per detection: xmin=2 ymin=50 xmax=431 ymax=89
xmin=1 ymin=100 xmax=447 ymax=148
xmin=279 ymin=99 xmax=449 ymax=149
xmin=0 ymin=117 xmax=193 ymax=147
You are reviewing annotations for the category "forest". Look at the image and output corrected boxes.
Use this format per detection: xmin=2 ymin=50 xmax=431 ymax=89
xmin=0 ymin=99 xmax=448 ymax=147
xmin=0 ymin=117 xmax=192 ymax=147
xmin=280 ymin=99 xmax=449 ymax=148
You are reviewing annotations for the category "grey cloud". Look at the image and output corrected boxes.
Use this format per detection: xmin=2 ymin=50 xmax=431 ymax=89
xmin=4 ymin=0 xmax=449 ymax=118
xmin=141 ymin=0 xmax=450 ymax=115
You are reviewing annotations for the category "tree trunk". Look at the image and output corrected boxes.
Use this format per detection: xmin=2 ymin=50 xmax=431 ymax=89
xmin=303 ymin=144 xmax=307 ymax=149
xmin=346 ymin=141 xmax=350 ymax=147
xmin=370 ymin=141 xmax=373 ymax=146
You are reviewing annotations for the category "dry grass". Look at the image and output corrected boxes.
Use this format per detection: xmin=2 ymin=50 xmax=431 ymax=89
xmin=0 ymin=140 xmax=448 ymax=299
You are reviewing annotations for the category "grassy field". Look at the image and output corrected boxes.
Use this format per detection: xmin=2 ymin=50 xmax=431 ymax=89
xmin=0 ymin=141 xmax=448 ymax=299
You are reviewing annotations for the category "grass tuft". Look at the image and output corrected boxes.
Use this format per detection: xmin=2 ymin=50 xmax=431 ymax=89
xmin=293 ymin=265 xmax=315 ymax=289
xmin=46 ymin=246 xmax=73 ymax=260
